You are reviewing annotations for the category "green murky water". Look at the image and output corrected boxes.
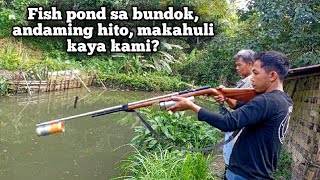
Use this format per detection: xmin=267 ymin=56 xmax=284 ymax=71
xmin=0 ymin=88 xmax=162 ymax=180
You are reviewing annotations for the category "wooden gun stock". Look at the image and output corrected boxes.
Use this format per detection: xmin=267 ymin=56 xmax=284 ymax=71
xmin=214 ymin=88 xmax=257 ymax=103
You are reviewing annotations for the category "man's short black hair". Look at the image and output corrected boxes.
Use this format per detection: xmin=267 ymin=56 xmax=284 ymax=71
xmin=255 ymin=51 xmax=290 ymax=81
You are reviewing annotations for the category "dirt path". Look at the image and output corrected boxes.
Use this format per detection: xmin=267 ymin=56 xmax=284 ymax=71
xmin=211 ymin=148 xmax=226 ymax=179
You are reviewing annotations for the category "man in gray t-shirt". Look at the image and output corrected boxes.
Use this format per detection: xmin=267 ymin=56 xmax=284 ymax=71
xmin=216 ymin=49 xmax=255 ymax=168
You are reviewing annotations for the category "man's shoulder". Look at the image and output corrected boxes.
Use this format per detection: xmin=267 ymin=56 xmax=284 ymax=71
xmin=254 ymin=90 xmax=292 ymax=106
xmin=269 ymin=90 xmax=293 ymax=104
xmin=240 ymin=74 xmax=253 ymax=88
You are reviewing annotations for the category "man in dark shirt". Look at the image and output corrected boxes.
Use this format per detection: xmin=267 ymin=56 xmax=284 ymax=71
xmin=167 ymin=51 xmax=293 ymax=179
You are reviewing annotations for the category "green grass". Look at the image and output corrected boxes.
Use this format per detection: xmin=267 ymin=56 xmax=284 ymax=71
xmin=0 ymin=38 xmax=80 ymax=72
xmin=118 ymin=147 xmax=214 ymax=180
xmin=273 ymin=148 xmax=293 ymax=180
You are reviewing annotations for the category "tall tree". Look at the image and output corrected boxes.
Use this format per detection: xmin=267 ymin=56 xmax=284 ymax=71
xmin=238 ymin=0 xmax=320 ymax=67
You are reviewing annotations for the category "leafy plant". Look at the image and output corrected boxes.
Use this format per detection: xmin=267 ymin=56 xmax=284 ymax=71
xmin=117 ymin=54 xmax=146 ymax=75
xmin=0 ymin=8 xmax=20 ymax=37
xmin=148 ymin=42 xmax=183 ymax=74
xmin=175 ymin=36 xmax=239 ymax=87
xmin=0 ymin=75 xmax=11 ymax=96
xmin=131 ymin=109 xmax=222 ymax=151
xmin=273 ymin=148 xmax=293 ymax=180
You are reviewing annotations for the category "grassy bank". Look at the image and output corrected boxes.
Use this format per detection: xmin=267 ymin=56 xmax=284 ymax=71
xmin=0 ymin=38 xmax=190 ymax=95
xmin=116 ymin=110 xmax=222 ymax=179
xmin=118 ymin=109 xmax=293 ymax=179
xmin=120 ymin=148 xmax=215 ymax=180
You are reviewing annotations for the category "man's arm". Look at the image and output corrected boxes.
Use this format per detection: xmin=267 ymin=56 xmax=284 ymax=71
xmin=234 ymin=100 xmax=246 ymax=109
xmin=225 ymin=98 xmax=237 ymax=109
xmin=215 ymin=97 xmax=244 ymax=110
xmin=198 ymin=95 xmax=272 ymax=132
xmin=166 ymin=95 xmax=272 ymax=132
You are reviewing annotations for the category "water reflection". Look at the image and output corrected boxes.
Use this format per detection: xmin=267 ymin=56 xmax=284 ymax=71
xmin=0 ymin=88 xmax=162 ymax=179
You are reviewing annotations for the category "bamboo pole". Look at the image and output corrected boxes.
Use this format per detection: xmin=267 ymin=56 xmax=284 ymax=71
xmin=46 ymin=79 xmax=49 ymax=92
xmin=59 ymin=70 xmax=65 ymax=90
xmin=36 ymin=73 xmax=42 ymax=92
xmin=17 ymin=38 xmax=31 ymax=95
xmin=39 ymin=80 xmax=41 ymax=92
xmin=75 ymin=74 xmax=91 ymax=93
xmin=87 ymin=71 xmax=93 ymax=86
xmin=53 ymin=80 xmax=56 ymax=91
xmin=16 ymin=73 xmax=21 ymax=93
xmin=63 ymin=70 xmax=67 ymax=90
xmin=93 ymin=70 xmax=107 ymax=89
xmin=53 ymin=72 xmax=58 ymax=91
xmin=71 ymin=71 xmax=74 ymax=88
xmin=48 ymin=79 xmax=51 ymax=92
xmin=21 ymin=72 xmax=32 ymax=96
xmin=47 ymin=90 xmax=50 ymax=114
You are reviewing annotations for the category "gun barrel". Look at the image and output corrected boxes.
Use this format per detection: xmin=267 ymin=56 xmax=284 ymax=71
xmin=36 ymin=86 xmax=255 ymax=132
xmin=35 ymin=87 xmax=206 ymax=127
xmin=36 ymin=105 xmax=123 ymax=127
xmin=128 ymin=92 xmax=179 ymax=106
xmin=36 ymin=93 xmax=181 ymax=127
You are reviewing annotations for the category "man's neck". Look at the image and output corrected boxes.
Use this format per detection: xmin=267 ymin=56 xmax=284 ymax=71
xmin=265 ymin=82 xmax=284 ymax=93
xmin=242 ymin=73 xmax=252 ymax=79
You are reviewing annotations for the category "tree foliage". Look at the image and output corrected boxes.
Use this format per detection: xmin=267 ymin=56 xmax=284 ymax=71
xmin=177 ymin=0 xmax=319 ymax=86
xmin=238 ymin=0 xmax=320 ymax=67
xmin=0 ymin=0 xmax=319 ymax=87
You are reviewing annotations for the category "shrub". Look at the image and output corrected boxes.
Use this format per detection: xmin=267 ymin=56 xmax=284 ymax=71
xmin=120 ymin=148 xmax=214 ymax=180
xmin=131 ymin=109 xmax=222 ymax=151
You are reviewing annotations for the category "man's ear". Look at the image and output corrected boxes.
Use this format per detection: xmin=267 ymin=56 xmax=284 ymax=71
xmin=269 ymin=71 xmax=278 ymax=82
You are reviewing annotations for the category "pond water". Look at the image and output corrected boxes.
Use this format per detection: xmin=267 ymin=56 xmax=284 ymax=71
xmin=0 ymin=88 xmax=163 ymax=180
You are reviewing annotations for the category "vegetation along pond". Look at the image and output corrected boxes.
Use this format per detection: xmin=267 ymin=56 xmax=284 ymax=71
xmin=0 ymin=87 xmax=163 ymax=180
